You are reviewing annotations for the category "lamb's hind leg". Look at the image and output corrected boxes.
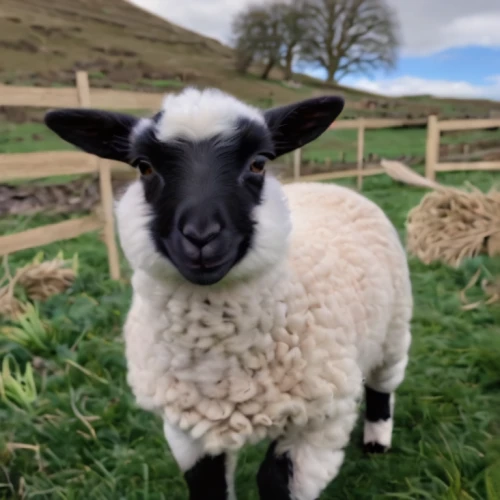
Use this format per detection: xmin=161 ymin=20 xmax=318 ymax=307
xmin=257 ymin=401 xmax=358 ymax=500
xmin=163 ymin=420 xmax=237 ymax=500
xmin=364 ymin=325 xmax=411 ymax=454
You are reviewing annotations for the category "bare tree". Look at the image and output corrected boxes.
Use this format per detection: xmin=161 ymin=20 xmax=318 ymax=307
xmin=300 ymin=0 xmax=400 ymax=82
xmin=231 ymin=4 xmax=283 ymax=80
xmin=232 ymin=7 xmax=259 ymax=75
xmin=234 ymin=38 xmax=255 ymax=75
xmin=278 ymin=0 xmax=310 ymax=80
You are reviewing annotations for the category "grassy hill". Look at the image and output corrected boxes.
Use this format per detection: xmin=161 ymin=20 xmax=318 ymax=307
xmin=1 ymin=0 xmax=500 ymax=120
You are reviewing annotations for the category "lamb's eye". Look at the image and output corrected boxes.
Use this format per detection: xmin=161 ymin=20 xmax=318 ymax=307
xmin=135 ymin=159 xmax=154 ymax=176
xmin=250 ymin=157 xmax=266 ymax=174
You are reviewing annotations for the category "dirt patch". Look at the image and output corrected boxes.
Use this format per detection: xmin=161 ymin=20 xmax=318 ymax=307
xmin=23 ymin=70 xmax=75 ymax=87
xmin=439 ymin=139 xmax=500 ymax=158
xmin=92 ymin=46 xmax=137 ymax=57
xmin=0 ymin=39 xmax=38 ymax=54
xmin=483 ymin=151 xmax=500 ymax=161
xmin=30 ymin=25 xmax=70 ymax=38
xmin=0 ymin=106 xmax=29 ymax=123
xmin=49 ymin=7 xmax=127 ymax=29
xmin=72 ymin=58 xmax=110 ymax=71
xmin=0 ymin=177 xmax=132 ymax=216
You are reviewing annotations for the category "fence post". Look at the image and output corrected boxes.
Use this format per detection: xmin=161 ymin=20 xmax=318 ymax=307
xmin=76 ymin=70 xmax=121 ymax=280
xmin=356 ymin=119 xmax=365 ymax=191
xmin=425 ymin=115 xmax=438 ymax=181
xmin=293 ymin=148 xmax=302 ymax=181
xmin=76 ymin=71 xmax=91 ymax=107
xmin=99 ymin=160 xmax=121 ymax=280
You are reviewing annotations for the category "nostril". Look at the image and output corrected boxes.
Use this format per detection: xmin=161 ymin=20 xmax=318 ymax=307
xmin=182 ymin=222 xmax=222 ymax=247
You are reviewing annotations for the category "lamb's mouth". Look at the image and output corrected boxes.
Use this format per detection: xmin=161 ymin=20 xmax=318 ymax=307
xmin=178 ymin=257 xmax=236 ymax=286
xmin=161 ymin=239 xmax=238 ymax=286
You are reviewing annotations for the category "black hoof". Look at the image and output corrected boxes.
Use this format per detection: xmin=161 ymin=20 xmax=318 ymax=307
xmin=363 ymin=442 xmax=388 ymax=454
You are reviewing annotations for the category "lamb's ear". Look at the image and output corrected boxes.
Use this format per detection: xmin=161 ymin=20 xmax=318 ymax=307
xmin=44 ymin=109 xmax=140 ymax=163
xmin=264 ymin=96 xmax=344 ymax=158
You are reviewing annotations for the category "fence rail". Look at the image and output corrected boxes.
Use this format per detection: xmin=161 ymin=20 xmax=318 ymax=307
xmin=425 ymin=115 xmax=500 ymax=180
xmin=437 ymin=118 xmax=500 ymax=132
xmin=0 ymin=216 xmax=102 ymax=256
xmin=2 ymin=72 xmax=500 ymax=277
xmin=294 ymin=117 xmax=427 ymax=190
xmin=0 ymin=83 xmax=164 ymax=110
xmin=0 ymin=151 xmax=99 ymax=181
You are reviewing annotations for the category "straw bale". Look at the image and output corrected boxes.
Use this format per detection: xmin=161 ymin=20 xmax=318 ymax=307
xmin=0 ymin=253 xmax=78 ymax=319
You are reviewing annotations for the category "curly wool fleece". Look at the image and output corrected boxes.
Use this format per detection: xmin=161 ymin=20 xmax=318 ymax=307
xmin=122 ymin=180 xmax=412 ymax=456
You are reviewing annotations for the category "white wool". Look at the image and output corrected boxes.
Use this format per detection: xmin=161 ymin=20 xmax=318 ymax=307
xmin=278 ymin=418 xmax=354 ymax=500
xmin=130 ymin=117 xmax=153 ymax=140
xmin=117 ymin=180 xmax=413 ymax=462
xmin=155 ymin=87 xmax=265 ymax=142
xmin=163 ymin=419 xmax=204 ymax=471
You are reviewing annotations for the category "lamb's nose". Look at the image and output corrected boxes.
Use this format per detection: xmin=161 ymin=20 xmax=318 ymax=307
xmin=181 ymin=221 xmax=222 ymax=249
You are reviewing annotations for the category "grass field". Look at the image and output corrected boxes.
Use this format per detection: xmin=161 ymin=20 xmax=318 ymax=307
xmin=3 ymin=122 xmax=500 ymax=167
xmin=1 ymin=166 xmax=500 ymax=499
xmin=2 ymin=0 xmax=500 ymax=496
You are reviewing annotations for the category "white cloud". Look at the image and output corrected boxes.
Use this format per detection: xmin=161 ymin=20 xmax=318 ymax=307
xmin=128 ymin=0 xmax=247 ymax=43
xmin=388 ymin=4 xmax=500 ymax=56
xmin=129 ymin=0 xmax=500 ymax=56
xmin=350 ymin=75 xmax=500 ymax=100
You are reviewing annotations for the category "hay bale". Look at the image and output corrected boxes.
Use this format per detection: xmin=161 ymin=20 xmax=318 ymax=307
xmin=406 ymin=185 xmax=500 ymax=267
xmin=0 ymin=252 xmax=78 ymax=320
xmin=379 ymin=160 xmax=500 ymax=267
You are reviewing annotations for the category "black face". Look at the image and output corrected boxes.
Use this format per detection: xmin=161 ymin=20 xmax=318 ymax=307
xmin=131 ymin=117 xmax=274 ymax=285
xmin=43 ymin=92 xmax=345 ymax=285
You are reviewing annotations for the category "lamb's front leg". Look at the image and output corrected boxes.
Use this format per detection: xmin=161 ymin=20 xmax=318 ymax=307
xmin=256 ymin=405 xmax=358 ymax=500
xmin=163 ymin=421 xmax=237 ymax=500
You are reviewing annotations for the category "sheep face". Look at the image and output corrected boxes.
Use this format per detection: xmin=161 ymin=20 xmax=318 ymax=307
xmin=44 ymin=88 xmax=344 ymax=286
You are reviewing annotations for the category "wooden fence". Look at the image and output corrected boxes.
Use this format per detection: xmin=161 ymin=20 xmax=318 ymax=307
xmin=290 ymin=117 xmax=427 ymax=191
xmin=0 ymin=150 xmax=121 ymax=278
xmin=425 ymin=115 xmax=500 ymax=180
xmin=0 ymin=71 xmax=148 ymax=280
xmin=2 ymin=72 xmax=500 ymax=279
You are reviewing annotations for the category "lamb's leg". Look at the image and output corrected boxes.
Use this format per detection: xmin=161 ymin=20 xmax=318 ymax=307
xmin=363 ymin=387 xmax=395 ymax=453
xmin=364 ymin=325 xmax=411 ymax=454
xmin=256 ymin=404 xmax=358 ymax=500
xmin=256 ymin=440 xmax=294 ymax=500
xmin=163 ymin=420 xmax=237 ymax=500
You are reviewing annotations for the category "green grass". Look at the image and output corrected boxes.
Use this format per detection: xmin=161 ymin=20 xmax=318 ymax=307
xmin=0 ymin=123 xmax=72 ymax=155
xmin=3 ymin=123 xmax=499 ymax=169
xmin=302 ymin=128 xmax=500 ymax=163
xmin=138 ymin=79 xmax=185 ymax=89
xmin=1 ymin=167 xmax=500 ymax=499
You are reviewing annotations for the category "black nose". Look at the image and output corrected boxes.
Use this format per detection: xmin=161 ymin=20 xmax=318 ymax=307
xmin=181 ymin=221 xmax=222 ymax=248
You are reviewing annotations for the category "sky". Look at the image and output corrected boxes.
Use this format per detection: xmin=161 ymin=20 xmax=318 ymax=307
xmin=129 ymin=0 xmax=500 ymax=100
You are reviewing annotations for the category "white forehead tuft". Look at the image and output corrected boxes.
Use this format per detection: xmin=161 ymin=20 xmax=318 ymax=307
xmin=155 ymin=87 xmax=266 ymax=142
xmin=131 ymin=118 xmax=153 ymax=140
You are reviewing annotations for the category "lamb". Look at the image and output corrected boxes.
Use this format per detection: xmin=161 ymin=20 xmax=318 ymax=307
xmin=44 ymin=88 xmax=413 ymax=500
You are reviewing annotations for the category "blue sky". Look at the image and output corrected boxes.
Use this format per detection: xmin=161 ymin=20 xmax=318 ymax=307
xmin=301 ymin=46 xmax=500 ymax=99
xmin=344 ymin=46 xmax=500 ymax=87
xmin=389 ymin=47 xmax=499 ymax=85
xmin=132 ymin=0 xmax=500 ymax=100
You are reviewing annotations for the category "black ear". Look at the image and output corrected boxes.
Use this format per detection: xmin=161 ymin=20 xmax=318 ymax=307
xmin=44 ymin=109 xmax=140 ymax=163
xmin=264 ymin=96 xmax=344 ymax=158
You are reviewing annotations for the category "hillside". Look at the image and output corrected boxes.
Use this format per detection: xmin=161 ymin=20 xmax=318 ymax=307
xmin=1 ymin=0 xmax=500 ymax=120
